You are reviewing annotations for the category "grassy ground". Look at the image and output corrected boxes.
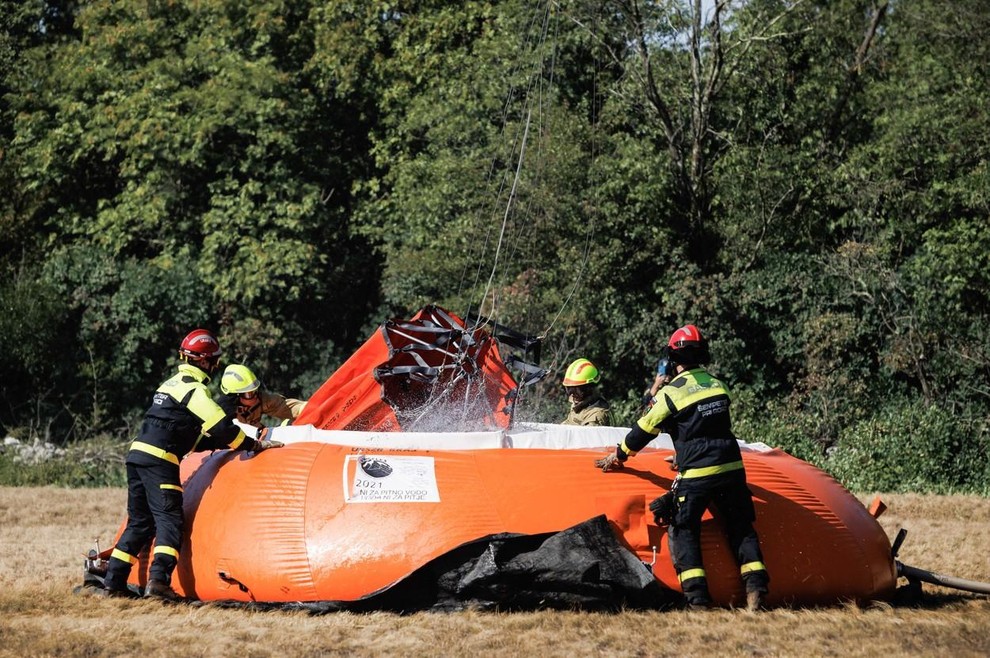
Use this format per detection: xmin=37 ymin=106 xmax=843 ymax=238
xmin=1 ymin=487 xmax=988 ymax=657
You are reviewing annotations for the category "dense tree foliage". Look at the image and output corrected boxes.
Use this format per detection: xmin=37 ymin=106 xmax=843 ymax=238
xmin=1 ymin=0 xmax=987 ymax=491
xmin=2 ymin=0 xmax=381 ymax=431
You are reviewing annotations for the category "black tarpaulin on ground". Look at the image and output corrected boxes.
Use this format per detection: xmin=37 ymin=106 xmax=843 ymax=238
xmin=213 ymin=515 xmax=680 ymax=613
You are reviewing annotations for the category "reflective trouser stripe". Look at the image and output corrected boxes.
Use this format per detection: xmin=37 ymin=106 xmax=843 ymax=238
xmin=681 ymin=460 xmax=744 ymax=479
xmin=130 ymin=441 xmax=180 ymax=466
xmin=154 ymin=545 xmax=179 ymax=558
xmin=160 ymin=483 xmax=183 ymax=493
xmin=740 ymin=561 xmax=767 ymax=575
xmin=111 ymin=548 xmax=138 ymax=565
xmin=678 ymin=568 xmax=706 ymax=583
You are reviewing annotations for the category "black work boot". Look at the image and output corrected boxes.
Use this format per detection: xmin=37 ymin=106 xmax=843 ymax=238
xmin=99 ymin=574 xmax=138 ymax=599
xmin=95 ymin=586 xmax=137 ymax=599
xmin=145 ymin=579 xmax=182 ymax=601
xmin=685 ymin=595 xmax=713 ymax=611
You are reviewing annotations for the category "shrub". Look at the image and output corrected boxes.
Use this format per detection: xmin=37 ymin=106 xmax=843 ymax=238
xmin=734 ymin=392 xmax=826 ymax=466
xmin=824 ymin=400 xmax=989 ymax=494
xmin=0 ymin=434 xmax=127 ymax=487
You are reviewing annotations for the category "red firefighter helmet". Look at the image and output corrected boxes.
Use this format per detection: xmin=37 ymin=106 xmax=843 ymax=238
xmin=179 ymin=329 xmax=223 ymax=375
xmin=666 ymin=324 xmax=711 ymax=366
xmin=179 ymin=329 xmax=222 ymax=359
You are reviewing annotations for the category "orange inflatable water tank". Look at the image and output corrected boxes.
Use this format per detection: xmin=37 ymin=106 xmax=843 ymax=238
xmin=113 ymin=424 xmax=896 ymax=608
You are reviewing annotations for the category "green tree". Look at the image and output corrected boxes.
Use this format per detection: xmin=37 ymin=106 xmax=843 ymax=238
xmin=3 ymin=0 xmax=381 ymax=432
xmin=827 ymin=0 xmax=990 ymax=407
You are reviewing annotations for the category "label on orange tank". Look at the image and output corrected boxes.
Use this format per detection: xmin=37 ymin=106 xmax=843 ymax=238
xmin=343 ymin=454 xmax=441 ymax=503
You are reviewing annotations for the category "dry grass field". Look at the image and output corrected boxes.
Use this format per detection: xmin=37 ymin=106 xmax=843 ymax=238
xmin=1 ymin=486 xmax=988 ymax=657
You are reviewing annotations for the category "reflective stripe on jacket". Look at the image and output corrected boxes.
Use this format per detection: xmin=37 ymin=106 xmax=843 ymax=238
xmin=128 ymin=364 xmax=250 ymax=466
xmin=620 ymin=367 xmax=742 ymax=475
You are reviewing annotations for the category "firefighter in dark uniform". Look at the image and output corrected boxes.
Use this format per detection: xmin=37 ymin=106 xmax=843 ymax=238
xmin=595 ymin=324 xmax=769 ymax=611
xmin=102 ymin=328 xmax=283 ymax=600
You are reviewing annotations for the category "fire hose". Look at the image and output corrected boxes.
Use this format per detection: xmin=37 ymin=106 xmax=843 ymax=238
xmin=892 ymin=527 xmax=990 ymax=595
xmin=896 ymin=561 xmax=990 ymax=595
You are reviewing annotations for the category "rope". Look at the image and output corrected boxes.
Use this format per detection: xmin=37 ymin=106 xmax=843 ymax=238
xmin=476 ymin=106 xmax=532 ymax=325
xmin=534 ymin=1 xmax=603 ymax=374
xmin=458 ymin=3 xmax=553 ymax=320
xmin=447 ymin=1 xmax=606 ymax=402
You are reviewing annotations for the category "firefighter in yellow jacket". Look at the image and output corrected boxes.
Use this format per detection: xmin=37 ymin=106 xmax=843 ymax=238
xmin=218 ymin=364 xmax=307 ymax=428
xmin=561 ymin=358 xmax=612 ymax=426
xmin=595 ymin=325 xmax=769 ymax=611
xmin=102 ymin=329 xmax=283 ymax=600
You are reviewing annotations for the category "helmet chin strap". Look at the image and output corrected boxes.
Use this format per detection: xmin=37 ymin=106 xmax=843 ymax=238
xmin=183 ymin=354 xmax=220 ymax=376
xmin=238 ymin=398 xmax=261 ymax=415
xmin=567 ymin=385 xmax=591 ymax=402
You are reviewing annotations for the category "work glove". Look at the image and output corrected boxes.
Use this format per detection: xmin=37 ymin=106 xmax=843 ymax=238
xmin=595 ymin=446 xmax=627 ymax=472
xmin=649 ymin=491 xmax=676 ymax=526
xmin=254 ymin=427 xmax=284 ymax=452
